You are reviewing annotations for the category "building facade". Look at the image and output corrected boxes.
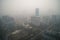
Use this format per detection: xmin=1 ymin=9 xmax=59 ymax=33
xmin=31 ymin=16 xmax=40 ymax=26
xmin=31 ymin=8 xmax=40 ymax=26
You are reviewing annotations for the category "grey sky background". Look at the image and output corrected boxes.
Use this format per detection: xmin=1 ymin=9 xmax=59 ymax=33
xmin=1 ymin=0 xmax=59 ymax=17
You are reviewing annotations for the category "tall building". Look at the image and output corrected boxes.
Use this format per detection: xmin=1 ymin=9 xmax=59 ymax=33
xmin=35 ymin=8 xmax=39 ymax=16
xmin=31 ymin=8 xmax=40 ymax=26
xmin=57 ymin=0 xmax=60 ymax=14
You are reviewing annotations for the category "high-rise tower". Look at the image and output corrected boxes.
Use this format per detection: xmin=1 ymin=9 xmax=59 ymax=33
xmin=31 ymin=8 xmax=40 ymax=26
xmin=57 ymin=0 xmax=60 ymax=14
xmin=35 ymin=8 xmax=39 ymax=16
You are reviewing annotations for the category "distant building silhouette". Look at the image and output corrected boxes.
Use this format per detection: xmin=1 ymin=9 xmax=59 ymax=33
xmin=35 ymin=8 xmax=39 ymax=16
xmin=31 ymin=8 xmax=40 ymax=26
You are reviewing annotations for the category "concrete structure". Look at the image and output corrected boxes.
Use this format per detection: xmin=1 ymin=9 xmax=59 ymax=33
xmin=31 ymin=16 xmax=40 ymax=26
xmin=31 ymin=8 xmax=40 ymax=26
xmin=35 ymin=8 xmax=39 ymax=16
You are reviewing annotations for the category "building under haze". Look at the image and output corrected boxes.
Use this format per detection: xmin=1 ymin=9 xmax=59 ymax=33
xmin=31 ymin=8 xmax=40 ymax=26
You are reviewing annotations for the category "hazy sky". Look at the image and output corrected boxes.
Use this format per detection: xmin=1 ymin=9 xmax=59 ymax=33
xmin=1 ymin=0 xmax=59 ymax=17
